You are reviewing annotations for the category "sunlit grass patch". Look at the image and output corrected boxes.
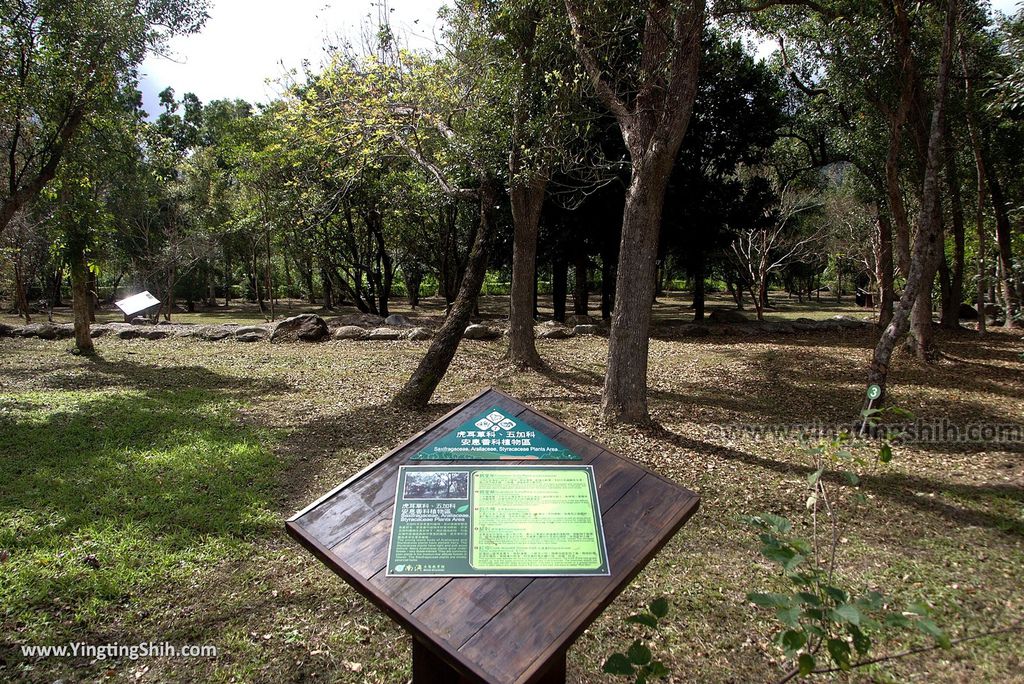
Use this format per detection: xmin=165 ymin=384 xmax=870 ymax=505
xmin=0 ymin=387 xmax=278 ymax=644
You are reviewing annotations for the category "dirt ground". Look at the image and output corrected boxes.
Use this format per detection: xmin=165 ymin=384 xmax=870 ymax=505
xmin=1 ymin=298 xmax=1021 ymax=683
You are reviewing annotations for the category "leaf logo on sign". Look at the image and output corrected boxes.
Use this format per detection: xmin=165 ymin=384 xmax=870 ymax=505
xmin=475 ymin=411 xmax=516 ymax=431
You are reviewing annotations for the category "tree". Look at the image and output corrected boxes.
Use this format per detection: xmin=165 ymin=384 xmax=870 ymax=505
xmin=0 ymin=0 xmax=208 ymax=234
xmin=661 ymin=33 xmax=785 ymax=322
xmin=729 ymin=180 xmax=821 ymax=320
xmin=564 ymin=0 xmax=705 ymax=423
xmin=2 ymin=0 xmax=207 ymax=353
xmin=867 ymin=0 xmax=958 ymax=402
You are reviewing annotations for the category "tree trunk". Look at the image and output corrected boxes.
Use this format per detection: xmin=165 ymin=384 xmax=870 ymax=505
xmin=13 ymin=253 xmax=31 ymax=323
xmin=907 ymin=211 xmax=941 ymax=361
xmin=691 ymin=252 xmax=705 ymax=323
xmin=70 ymin=246 xmax=94 ymax=354
xmin=573 ymin=247 xmax=589 ymax=316
xmin=404 ymin=265 xmax=423 ymax=308
xmin=266 ymin=229 xmax=275 ymax=322
xmin=507 ymin=175 xmax=546 ymax=369
xmin=600 ymin=251 xmax=615 ymax=321
xmin=876 ymin=210 xmax=895 ymax=328
xmin=867 ymin=0 xmax=955 ymax=405
xmin=985 ymin=166 xmax=1020 ymax=327
xmin=224 ymin=248 xmax=232 ymax=306
xmin=392 ymin=181 xmax=499 ymax=409
xmin=602 ymin=162 xmax=674 ymax=422
xmin=321 ymin=266 xmax=335 ymax=309
xmin=940 ymin=128 xmax=965 ymax=328
xmin=565 ymin=0 xmax=703 ymax=423
xmin=552 ymin=253 xmax=568 ymax=323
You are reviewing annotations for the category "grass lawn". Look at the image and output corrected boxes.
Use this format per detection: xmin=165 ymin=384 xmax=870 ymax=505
xmin=0 ymin=314 xmax=1021 ymax=682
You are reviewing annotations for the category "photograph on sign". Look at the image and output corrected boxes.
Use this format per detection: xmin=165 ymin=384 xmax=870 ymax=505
xmin=114 ymin=291 xmax=161 ymax=316
xmin=386 ymin=465 xmax=609 ymax=577
xmin=412 ymin=406 xmax=582 ymax=460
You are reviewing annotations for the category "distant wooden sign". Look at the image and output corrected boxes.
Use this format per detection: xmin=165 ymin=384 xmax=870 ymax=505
xmin=114 ymin=291 xmax=160 ymax=317
xmin=287 ymin=387 xmax=700 ymax=684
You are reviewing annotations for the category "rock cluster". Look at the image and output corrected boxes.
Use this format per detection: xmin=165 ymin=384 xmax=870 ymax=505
xmin=2 ymin=311 xmax=885 ymax=345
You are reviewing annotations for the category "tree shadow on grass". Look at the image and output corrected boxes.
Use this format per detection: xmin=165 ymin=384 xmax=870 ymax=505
xmin=273 ymin=399 xmax=462 ymax=512
xmin=645 ymin=424 xmax=1024 ymax=538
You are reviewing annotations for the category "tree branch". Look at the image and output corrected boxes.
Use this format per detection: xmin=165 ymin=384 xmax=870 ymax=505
xmin=563 ymin=0 xmax=632 ymax=123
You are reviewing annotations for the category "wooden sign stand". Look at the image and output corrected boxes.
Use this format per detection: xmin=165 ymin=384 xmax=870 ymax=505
xmin=287 ymin=387 xmax=700 ymax=684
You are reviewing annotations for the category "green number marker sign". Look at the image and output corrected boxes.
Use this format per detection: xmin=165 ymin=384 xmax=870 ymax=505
xmin=412 ymin=406 xmax=581 ymax=460
xmin=387 ymin=465 xmax=609 ymax=577
xmin=866 ymin=384 xmax=882 ymax=401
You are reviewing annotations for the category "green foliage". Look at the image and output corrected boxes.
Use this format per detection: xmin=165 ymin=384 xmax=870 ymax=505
xmin=603 ymin=598 xmax=673 ymax=683
xmin=745 ymin=408 xmax=951 ymax=678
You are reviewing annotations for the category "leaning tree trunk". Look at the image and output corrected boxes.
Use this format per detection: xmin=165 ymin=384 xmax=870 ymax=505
xmin=867 ymin=0 xmax=955 ymax=406
xmin=392 ymin=182 xmax=499 ymax=409
xmin=69 ymin=246 xmax=94 ymax=354
xmin=507 ymin=176 xmax=546 ymax=369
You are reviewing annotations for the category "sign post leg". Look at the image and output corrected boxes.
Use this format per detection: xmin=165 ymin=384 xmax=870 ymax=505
xmin=412 ymin=637 xmax=471 ymax=683
xmin=411 ymin=638 xmax=566 ymax=684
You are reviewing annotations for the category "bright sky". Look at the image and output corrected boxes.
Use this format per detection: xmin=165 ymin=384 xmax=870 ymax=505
xmin=139 ymin=0 xmax=444 ymax=116
xmin=140 ymin=0 xmax=1022 ymax=117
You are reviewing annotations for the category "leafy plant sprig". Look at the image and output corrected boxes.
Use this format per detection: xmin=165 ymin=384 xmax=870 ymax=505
xmin=746 ymin=405 xmax=952 ymax=681
xmin=602 ymin=597 xmax=672 ymax=683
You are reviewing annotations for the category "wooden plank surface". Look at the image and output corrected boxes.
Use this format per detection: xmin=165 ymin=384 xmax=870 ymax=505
xmin=287 ymin=387 xmax=701 ymax=684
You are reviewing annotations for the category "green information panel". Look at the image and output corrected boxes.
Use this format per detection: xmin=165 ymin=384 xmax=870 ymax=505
xmin=411 ymin=406 xmax=581 ymax=460
xmin=387 ymin=465 xmax=609 ymax=577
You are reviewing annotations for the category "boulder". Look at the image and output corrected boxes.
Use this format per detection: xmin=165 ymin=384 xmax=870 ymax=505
xmin=829 ymin=315 xmax=867 ymax=329
xmin=384 ymin=314 xmax=414 ymax=328
xmin=329 ymin=313 xmax=385 ymax=328
xmin=365 ymin=327 xmax=404 ymax=341
xmin=197 ymin=326 xmax=234 ymax=342
xmin=16 ymin=323 xmax=71 ymax=340
xmin=566 ymin=314 xmax=599 ymax=326
xmin=0 ymin=323 xmax=14 ymax=337
xmin=270 ymin=314 xmax=329 ymax=342
xmin=537 ymin=326 xmax=571 ymax=340
xmin=572 ymin=324 xmax=600 ymax=336
xmin=332 ymin=325 xmax=368 ymax=340
xmin=90 ymin=323 xmax=129 ymax=338
xmin=117 ymin=328 xmax=144 ymax=340
xmin=140 ymin=329 xmax=172 ymax=340
xmin=463 ymin=324 xmax=501 ymax=340
xmin=235 ymin=326 xmax=269 ymax=340
xmin=708 ymin=309 xmax=748 ymax=324
xmin=404 ymin=327 xmax=432 ymax=341
xmin=130 ymin=316 xmax=154 ymax=326
xmin=958 ymin=303 xmax=979 ymax=320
